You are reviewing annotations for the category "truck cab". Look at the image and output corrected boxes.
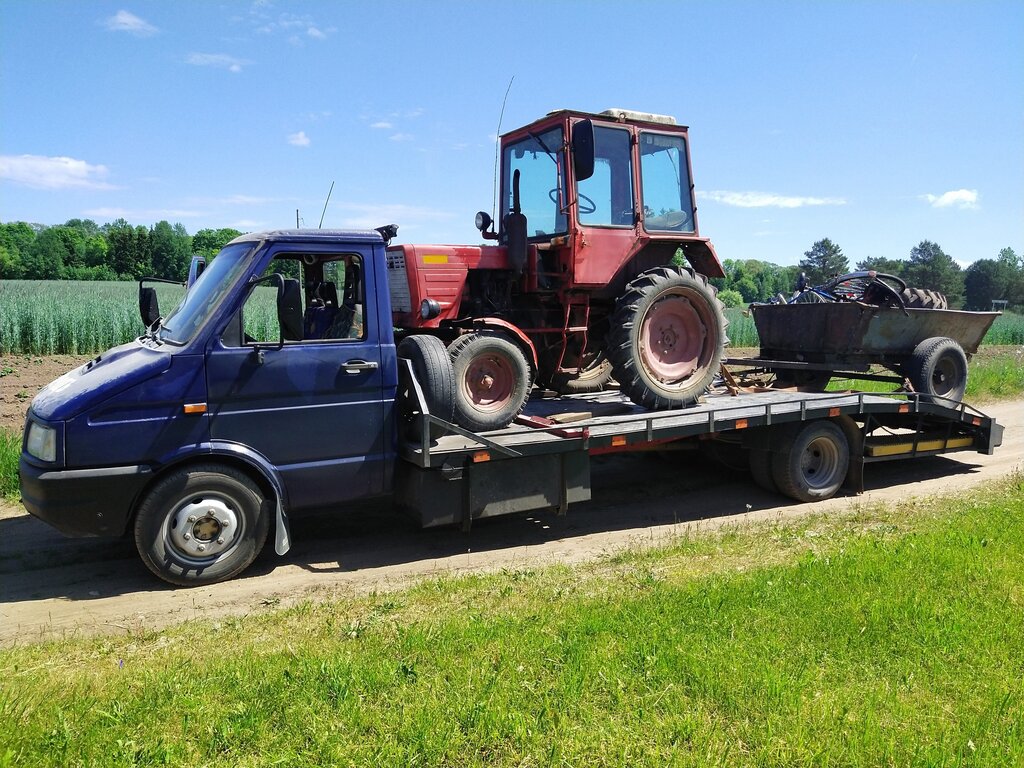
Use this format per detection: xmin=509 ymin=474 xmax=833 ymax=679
xmin=20 ymin=229 xmax=400 ymax=584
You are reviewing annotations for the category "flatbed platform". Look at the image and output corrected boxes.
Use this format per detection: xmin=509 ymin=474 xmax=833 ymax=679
xmin=401 ymin=386 xmax=1003 ymax=468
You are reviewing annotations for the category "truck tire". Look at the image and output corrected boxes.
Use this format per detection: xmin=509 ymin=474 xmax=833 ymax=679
xmin=771 ymin=420 xmax=849 ymax=502
xmin=397 ymin=334 xmax=456 ymax=440
xmin=134 ymin=464 xmax=270 ymax=586
xmin=449 ymin=332 xmax=532 ymax=431
xmin=548 ymin=350 xmax=614 ymax=394
xmin=747 ymin=448 xmax=778 ymax=493
xmin=905 ymin=336 xmax=968 ymax=402
xmin=900 ymin=288 xmax=948 ymax=310
xmin=607 ymin=266 xmax=727 ymax=409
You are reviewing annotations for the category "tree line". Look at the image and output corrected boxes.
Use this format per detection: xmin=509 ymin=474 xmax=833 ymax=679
xmin=712 ymin=238 xmax=1023 ymax=312
xmin=0 ymin=219 xmax=243 ymax=282
xmin=3 ymin=219 xmax=1021 ymax=313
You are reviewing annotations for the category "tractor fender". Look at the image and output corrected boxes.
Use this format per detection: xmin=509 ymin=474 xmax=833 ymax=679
xmin=681 ymin=238 xmax=726 ymax=279
xmin=469 ymin=317 xmax=539 ymax=371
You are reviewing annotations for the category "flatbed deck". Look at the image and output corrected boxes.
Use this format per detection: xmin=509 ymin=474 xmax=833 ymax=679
xmin=401 ymin=386 xmax=1003 ymax=468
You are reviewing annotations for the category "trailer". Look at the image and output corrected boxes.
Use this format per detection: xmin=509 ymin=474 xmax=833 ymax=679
xmin=394 ymin=368 xmax=1004 ymax=529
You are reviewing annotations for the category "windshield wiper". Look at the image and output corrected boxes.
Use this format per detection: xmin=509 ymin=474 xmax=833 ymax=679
xmin=527 ymin=130 xmax=560 ymax=164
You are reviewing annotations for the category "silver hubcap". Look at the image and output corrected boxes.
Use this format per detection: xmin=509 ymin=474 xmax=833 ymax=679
xmin=800 ymin=437 xmax=841 ymax=490
xmin=167 ymin=497 xmax=240 ymax=561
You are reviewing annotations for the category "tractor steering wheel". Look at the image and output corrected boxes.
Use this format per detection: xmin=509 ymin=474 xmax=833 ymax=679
xmin=550 ymin=188 xmax=596 ymax=214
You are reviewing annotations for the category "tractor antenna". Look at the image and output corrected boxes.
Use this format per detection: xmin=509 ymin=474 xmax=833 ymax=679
xmin=318 ymin=181 xmax=335 ymax=229
xmin=491 ymin=76 xmax=514 ymax=222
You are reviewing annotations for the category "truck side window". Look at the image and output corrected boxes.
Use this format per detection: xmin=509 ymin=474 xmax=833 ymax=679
xmin=305 ymin=256 xmax=365 ymax=342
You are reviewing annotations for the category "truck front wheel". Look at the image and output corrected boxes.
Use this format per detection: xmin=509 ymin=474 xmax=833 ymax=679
xmin=134 ymin=464 xmax=270 ymax=586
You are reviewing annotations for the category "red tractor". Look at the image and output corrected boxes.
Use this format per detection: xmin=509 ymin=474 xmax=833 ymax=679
xmin=387 ymin=108 xmax=728 ymax=431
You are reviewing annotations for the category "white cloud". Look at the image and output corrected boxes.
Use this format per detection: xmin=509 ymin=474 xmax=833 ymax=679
xmin=287 ymin=131 xmax=311 ymax=147
xmin=698 ymin=190 xmax=846 ymax=208
xmin=0 ymin=154 xmax=116 ymax=190
xmin=922 ymin=189 xmax=979 ymax=210
xmin=370 ymin=121 xmax=393 ymax=130
xmin=389 ymin=133 xmax=414 ymax=142
xmin=104 ymin=10 xmax=158 ymax=36
xmin=186 ymin=52 xmax=250 ymax=73
xmin=307 ymin=26 xmax=326 ymax=40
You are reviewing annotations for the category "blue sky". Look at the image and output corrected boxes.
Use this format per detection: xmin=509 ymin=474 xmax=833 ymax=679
xmin=1 ymin=0 xmax=1021 ymax=268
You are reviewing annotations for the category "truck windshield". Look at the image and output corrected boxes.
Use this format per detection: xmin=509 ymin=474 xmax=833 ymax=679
xmin=159 ymin=242 xmax=256 ymax=345
xmin=501 ymin=126 xmax=567 ymax=238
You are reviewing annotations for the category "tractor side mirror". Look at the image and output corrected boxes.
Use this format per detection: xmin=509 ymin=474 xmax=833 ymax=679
xmin=187 ymin=256 xmax=206 ymax=289
xmin=139 ymin=286 xmax=160 ymax=328
xmin=572 ymin=119 xmax=595 ymax=182
xmin=278 ymin=278 xmax=304 ymax=341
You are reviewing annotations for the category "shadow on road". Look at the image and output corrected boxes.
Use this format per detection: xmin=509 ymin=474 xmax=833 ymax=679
xmin=0 ymin=450 xmax=983 ymax=605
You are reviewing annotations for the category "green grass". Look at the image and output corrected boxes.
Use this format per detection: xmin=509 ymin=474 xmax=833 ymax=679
xmin=2 ymin=479 xmax=1023 ymax=766
xmin=984 ymin=311 xmax=1024 ymax=345
xmin=0 ymin=428 xmax=18 ymax=499
xmin=826 ymin=347 xmax=1024 ymax=402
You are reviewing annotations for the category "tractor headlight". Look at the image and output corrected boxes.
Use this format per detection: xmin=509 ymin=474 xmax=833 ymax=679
xmin=26 ymin=421 xmax=57 ymax=463
xmin=420 ymin=298 xmax=441 ymax=320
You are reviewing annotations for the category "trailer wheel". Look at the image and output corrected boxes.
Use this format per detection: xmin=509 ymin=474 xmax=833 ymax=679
xmin=398 ymin=335 xmax=456 ymax=440
xmin=449 ymin=332 xmax=532 ymax=431
xmin=900 ymin=288 xmax=948 ymax=310
xmin=608 ymin=266 xmax=727 ymax=409
xmin=747 ymin=448 xmax=778 ymax=493
xmin=771 ymin=420 xmax=849 ymax=502
xmin=905 ymin=336 xmax=968 ymax=402
xmin=134 ymin=464 xmax=269 ymax=586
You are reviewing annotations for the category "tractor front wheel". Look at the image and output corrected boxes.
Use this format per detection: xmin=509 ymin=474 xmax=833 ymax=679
xmin=449 ymin=332 xmax=532 ymax=431
xmin=608 ymin=266 xmax=727 ymax=409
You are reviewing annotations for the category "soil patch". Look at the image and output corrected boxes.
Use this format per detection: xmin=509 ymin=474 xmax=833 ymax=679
xmin=0 ymin=354 xmax=92 ymax=432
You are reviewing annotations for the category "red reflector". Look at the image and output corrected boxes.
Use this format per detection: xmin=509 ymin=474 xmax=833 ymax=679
xmin=734 ymin=419 xmax=748 ymax=430
xmin=899 ymin=404 xmax=910 ymax=413
xmin=472 ymin=451 xmax=490 ymax=463
xmin=183 ymin=403 xmax=207 ymax=414
xmin=829 ymin=408 xmax=841 ymax=417
xmin=611 ymin=435 xmax=627 ymax=447
xmin=972 ymin=417 xmax=981 ymax=426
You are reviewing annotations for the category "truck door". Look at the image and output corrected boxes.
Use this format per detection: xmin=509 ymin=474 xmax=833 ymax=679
xmin=205 ymin=245 xmax=388 ymax=510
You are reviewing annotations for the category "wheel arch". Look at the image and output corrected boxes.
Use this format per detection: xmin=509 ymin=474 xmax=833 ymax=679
xmin=131 ymin=444 xmax=286 ymax=533
xmin=469 ymin=317 xmax=539 ymax=372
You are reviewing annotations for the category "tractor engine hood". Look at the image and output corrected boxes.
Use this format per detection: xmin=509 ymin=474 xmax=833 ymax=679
xmin=30 ymin=342 xmax=173 ymax=423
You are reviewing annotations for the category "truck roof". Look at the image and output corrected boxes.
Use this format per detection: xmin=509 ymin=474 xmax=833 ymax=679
xmin=228 ymin=228 xmax=386 ymax=246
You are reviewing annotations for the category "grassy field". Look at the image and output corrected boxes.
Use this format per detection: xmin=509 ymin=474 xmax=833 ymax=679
xmin=1 ymin=478 xmax=1022 ymax=766
xmin=2 ymin=281 xmax=1023 ymax=355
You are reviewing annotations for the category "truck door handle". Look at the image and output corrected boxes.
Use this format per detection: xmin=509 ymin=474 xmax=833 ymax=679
xmin=342 ymin=359 xmax=378 ymax=374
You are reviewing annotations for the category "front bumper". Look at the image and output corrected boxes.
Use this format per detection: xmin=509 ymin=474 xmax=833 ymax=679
xmin=19 ymin=459 xmax=152 ymax=537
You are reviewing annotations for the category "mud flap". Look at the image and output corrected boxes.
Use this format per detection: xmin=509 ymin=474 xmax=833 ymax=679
xmin=274 ymin=496 xmax=291 ymax=555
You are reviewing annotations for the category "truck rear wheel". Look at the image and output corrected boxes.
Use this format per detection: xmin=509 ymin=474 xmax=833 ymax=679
xmin=771 ymin=420 xmax=849 ymax=502
xmin=134 ymin=464 xmax=269 ymax=586
xmin=449 ymin=332 xmax=532 ymax=431
xmin=905 ymin=336 xmax=968 ymax=402
xmin=397 ymin=334 xmax=456 ymax=440
xmin=608 ymin=266 xmax=727 ymax=409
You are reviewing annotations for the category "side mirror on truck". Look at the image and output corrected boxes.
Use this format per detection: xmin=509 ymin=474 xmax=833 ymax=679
xmin=139 ymin=287 xmax=160 ymax=328
xmin=187 ymin=256 xmax=206 ymax=289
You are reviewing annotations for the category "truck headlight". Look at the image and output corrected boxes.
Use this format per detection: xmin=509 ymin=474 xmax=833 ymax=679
xmin=26 ymin=421 xmax=57 ymax=462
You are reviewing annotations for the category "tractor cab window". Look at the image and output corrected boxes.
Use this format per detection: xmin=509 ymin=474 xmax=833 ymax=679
xmin=501 ymin=126 xmax=567 ymax=239
xmin=577 ymin=126 xmax=634 ymax=227
xmin=640 ymin=132 xmax=695 ymax=233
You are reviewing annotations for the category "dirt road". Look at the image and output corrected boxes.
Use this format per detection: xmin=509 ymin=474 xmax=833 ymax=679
xmin=2 ymin=399 xmax=1020 ymax=647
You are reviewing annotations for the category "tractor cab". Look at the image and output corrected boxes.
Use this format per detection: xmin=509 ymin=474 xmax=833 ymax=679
xmin=477 ymin=108 xmax=724 ymax=296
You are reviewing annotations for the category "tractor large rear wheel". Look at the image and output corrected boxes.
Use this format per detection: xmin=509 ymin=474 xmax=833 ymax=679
xmin=607 ymin=266 xmax=727 ymax=409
